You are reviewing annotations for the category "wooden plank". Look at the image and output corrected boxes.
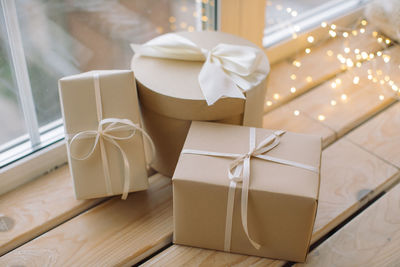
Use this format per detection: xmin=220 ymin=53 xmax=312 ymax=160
xmin=288 ymin=47 xmax=399 ymax=137
xmin=265 ymin=27 xmax=384 ymax=112
xmin=263 ymin=102 xmax=336 ymax=148
xmin=141 ymin=139 xmax=399 ymax=266
xmin=142 ymin=245 xmax=281 ymax=267
xmin=0 ymin=165 xmax=103 ymax=256
xmin=0 ymin=174 xmax=173 ymax=266
xmin=297 ymin=182 xmax=400 ymax=266
xmin=311 ymin=139 xmax=399 ymax=244
xmin=347 ymin=102 xmax=400 ymax=168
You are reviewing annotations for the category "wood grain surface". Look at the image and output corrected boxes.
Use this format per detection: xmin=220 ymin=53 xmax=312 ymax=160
xmin=298 ymin=182 xmax=400 ymax=266
xmin=263 ymin=102 xmax=336 ymax=148
xmin=0 ymin=174 xmax=172 ymax=266
xmin=347 ymin=102 xmax=400 ymax=168
xmin=0 ymin=165 xmax=103 ymax=256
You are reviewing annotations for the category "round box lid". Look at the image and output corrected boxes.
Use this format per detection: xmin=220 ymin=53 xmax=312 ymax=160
xmin=131 ymin=31 xmax=265 ymax=121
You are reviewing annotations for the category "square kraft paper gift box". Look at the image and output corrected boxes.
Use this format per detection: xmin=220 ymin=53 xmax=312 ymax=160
xmin=59 ymin=70 xmax=153 ymax=200
xmin=173 ymin=121 xmax=321 ymax=262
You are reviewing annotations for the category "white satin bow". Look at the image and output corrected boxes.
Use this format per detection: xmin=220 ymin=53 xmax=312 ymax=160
xmin=131 ymin=33 xmax=270 ymax=105
xmin=67 ymin=73 xmax=155 ymax=200
xmin=181 ymin=128 xmax=318 ymax=251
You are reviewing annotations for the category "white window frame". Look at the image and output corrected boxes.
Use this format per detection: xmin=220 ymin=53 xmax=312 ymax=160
xmin=0 ymin=0 xmax=371 ymax=195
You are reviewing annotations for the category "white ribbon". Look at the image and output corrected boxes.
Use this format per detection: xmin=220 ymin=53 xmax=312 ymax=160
xmin=66 ymin=73 xmax=155 ymax=200
xmin=181 ymin=129 xmax=318 ymax=251
xmin=131 ymin=33 xmax=270 ymax=105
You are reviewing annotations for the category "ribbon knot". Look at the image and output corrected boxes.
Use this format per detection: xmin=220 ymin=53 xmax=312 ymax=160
xmin=131 ymin=33 xmax=270 ymax=105
xmin=181 ymin=128 xmax=318 ymax=252
xmin=67 ymin=73 xmax=155 ymax=200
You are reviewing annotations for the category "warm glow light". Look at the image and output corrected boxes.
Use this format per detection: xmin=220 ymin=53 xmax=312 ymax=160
xmin=336 ymin=78 xmax=342 ymax=85
xmin=359 ymin=28 xmax=365 ymax=34
xmin=377 ymin=51 xmax=382 ymax=56
xmin=169 ymin=16 xmax=176 ymax=23
xmin=356 ymin=62 xmax=362 ymax=68
xmin=380 ymin=80 xmax=385 ymax=85
xmin=331 ymin=24 xmax=336 ymax=30
xmin=329 ymin=30 xmax=337 ymax=37
xmin=291 ymin=11 xmax=298 ymax=17
xmin=305 ymin=48 xmax=311 ymax=54
xmin=368 ymin=74 xmax=373 ymax=80
xmin=361 ymin=52 xmax=368 ymax=60
xmin=356 ymin=55 xmax=362 ymax=60
xmin=377 ymin=37 xmax=383 ymax=43
xmin=353 ymin=76 xmax=360 ymax=84
xmin=352 ymin=30 xmax=358 ymax=36
xmin=367 ymin=69 xmax=372 ymax=74
xmin=377 ymin=70 xmax=383 ymax=75
xmin=383 ymin=55 xmax=391 ymax=63
xmin=307 ymin=36 xmax=315 ymax=43
xmin=294 ymin=25 xmax=301 ymax=32
xmin=361 ymin=19 xmax=367 ymax=26
xmin=273 ymin=93 xmax=280 ymax=100
xmin=180 ymin=22 xmax=187 ymax=29
xmin=344 ymin=47 xmax=351 ymax=53
xmin=292 ymin=33 xmax=298 ymax=39
xmin=346 ymin=59 xmax=354 ymax=67
xmin=341 ymin=94 xmax=347 ymax=100
xmin=379 ymin=95 xmax=385 ymax=101
xmin=330 ymin=100 xmax=337 ymax=106
xmin=384 ymin=75 xmax=390 ymax=82
xmin=372 ymin=31 xmax=378 ymax=37
xmin=321 ymin=22 xmax=327 ymax=28
xmin=294 ymin=110 xmax=300 ymax=116
xmin=201 ymin=16 xmax=209 ymax=22
xmin=293 ymin=60 xmax=301 ymax=67
xmin=354 ymin=49 xmax=360 ymax=54
xmin=290 ymin=87 xmax=296 ymax=93
xmin=290 ymin=74 xmax=297 ymax=80
xmin=266 ymin=101 xmax=272 ymax=106
xmin=188 ymin=26 xmax=195 ymax=32
xmin=385 ymin=39 xmax=391 ymax=45
xmin=327 ymin=50 xmax=334 ymax=56
xmin=286 ymin=7 xmax=292 ymax=12
xmin=318 ymin=115 xmax=326 ymax=121
xmin=343 ymin=32 xmax=349 ymax=38
xmin=392 ymin=84 xmax=398 ymax=91
xmin=331 ymin=82 xmax=337 ymax=88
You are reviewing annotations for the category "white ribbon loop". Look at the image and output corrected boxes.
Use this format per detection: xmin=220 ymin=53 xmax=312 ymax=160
xmin=67 ymin=73 xmax=155 ymax=200
xmin=131 ymin=33 xmax=270 ymax=105
xmin=180 ymin=129 xmax=318 ymax=252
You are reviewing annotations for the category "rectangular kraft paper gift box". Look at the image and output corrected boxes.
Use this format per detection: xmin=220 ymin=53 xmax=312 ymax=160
xmin=173 ymin=121 xmax=321 ymax=262
xmin=59 ymin=70 xmax=148 ymax=199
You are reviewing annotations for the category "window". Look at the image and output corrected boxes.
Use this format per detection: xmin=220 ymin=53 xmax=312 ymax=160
xmin=0 ymin=0 xmax=216 ymax=168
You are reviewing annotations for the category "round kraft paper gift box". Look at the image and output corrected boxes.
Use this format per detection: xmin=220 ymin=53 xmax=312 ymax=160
xmin=131 ymin=31 xmax=270 ymax=177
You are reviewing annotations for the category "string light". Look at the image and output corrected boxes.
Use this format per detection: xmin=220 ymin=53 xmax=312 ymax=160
xmin=290 ymin=74 xmax=297 ymax=80
xmin=273 ymin=93 xmax=280 ymax=100
xmin=293 ymin=110 xmax=300 ymax=116
xmin=361 ymin=20 xmax=367 ymax=26
xmin=341 ymin=94 xmax=348 ymax=101
xmin=379 ymin=95 xmax=384 ymax=101
xmin=331 ymin=24 xmax=337 ymax=30
xmin=353 ymin=76 xmax=360 ymax=84
xmin=330 ymin=100 xmax=337 ymax=106
xmin=290 ymin=87 xmax=297 ymax=93
xmin=307 ymin=36 xmax=315 ymax=43
xmin=305 ymin=48 xmax=311 ymax=54
xmin=321 ymin=22 xmax=327 ymax=28
xmin=318 ymin=115 xmax=326 ymax=121
xmin=329 ymin=30 xmax=337 ymax=37
xmin=343 ymin=32 xmax=349 ymax=38
xmin=327 ymin=50 xmax=334 ymax=56
xmin=385 ymin=39 xmax=391 ymax=45
xmin=266 ymin=101 xmax=272 ymax=106
xmin=377 ymin=37 xmax=383 ymax=43
xmin=306 ymin=76 xmax=313 ymax=83
xmin=331 ymin=82 xmax=337 ymax=88
xmin=359 ymin=28 xmax=365 ymax=34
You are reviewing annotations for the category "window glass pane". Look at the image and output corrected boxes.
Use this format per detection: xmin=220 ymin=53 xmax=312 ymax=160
xmin=0 ymin=7 xmax=27 ymax=146
xmin=14 ymin=0 xmax=215 ymax=127
xmin=266 ymin=0 xmax=338 ymax=28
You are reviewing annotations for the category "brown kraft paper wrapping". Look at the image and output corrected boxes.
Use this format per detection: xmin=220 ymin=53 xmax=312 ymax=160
xmin=132 ymin=31 xmax=268 ymax=177
xmin=59 ymin=70 xmax=148 ymax=199
xmin=173 ymin=121 xmax=321 ymax=262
